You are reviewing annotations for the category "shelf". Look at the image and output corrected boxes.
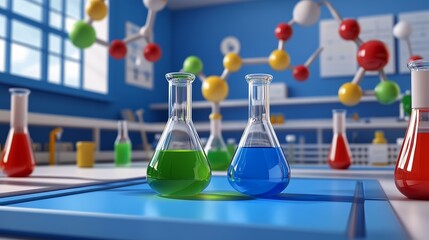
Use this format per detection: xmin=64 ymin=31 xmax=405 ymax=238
xmin=150 ymin=95 xmax=380 ymax=110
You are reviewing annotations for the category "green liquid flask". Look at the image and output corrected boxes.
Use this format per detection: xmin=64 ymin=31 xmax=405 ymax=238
xmin=147 ymin=72 xmax=211 ymax=197
xmin=204 ymin=106 xmax=231 ymax=171
xmin=114 ymin=121 xmax=132 ymax=167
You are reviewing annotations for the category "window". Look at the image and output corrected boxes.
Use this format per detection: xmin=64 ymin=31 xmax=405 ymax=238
xmin=0 ymin=0 xmax=109 ymax=96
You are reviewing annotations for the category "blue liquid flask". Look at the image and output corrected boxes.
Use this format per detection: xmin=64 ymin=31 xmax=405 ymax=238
xmin=228 ymin=74 xmax=290 ymax=196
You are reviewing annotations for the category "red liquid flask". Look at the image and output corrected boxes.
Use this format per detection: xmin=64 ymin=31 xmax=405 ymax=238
xmin=1 ymin=88 xmax=35 ymax=177
xmin=328 ymin=110 xmax=352 ymax=169
xmin=395 ymin=60 xmax=429 ymax=199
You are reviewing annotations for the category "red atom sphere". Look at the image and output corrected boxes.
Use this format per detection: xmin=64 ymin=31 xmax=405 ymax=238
xmin=357 ymin=40 xmax=389 ymax=71
xmin=408 ymin=55 xmax=423 ymax=63
xmin=293 ymin=65 xmax=309 ymax=81
xmin=275 ymin=23 xmax=293 ymax=41
xmin=109 ymin=40 xmax=127 ymax=59
xmin=339 ymin=19 xmax=360 ymax=41
xmin=144 ymin=43 xmax=162 ymax=62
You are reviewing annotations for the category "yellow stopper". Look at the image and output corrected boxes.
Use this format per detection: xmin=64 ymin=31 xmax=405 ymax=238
xmin=338 ymin=82 xmax=363 ymax=106
xmin=202 ymin=76 xmax=229 ymax=102
xmin=269 ymin=49 xmax=290 ymax=71
xmin=209 ymin=113 xmax=222 ymax=120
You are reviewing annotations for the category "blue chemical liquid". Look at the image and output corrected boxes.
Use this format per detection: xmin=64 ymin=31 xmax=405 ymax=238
xmin=227 ymin=147 xmax=290 ymax=196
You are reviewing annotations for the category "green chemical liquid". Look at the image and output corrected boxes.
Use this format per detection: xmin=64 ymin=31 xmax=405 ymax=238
xmin=207 ymin=149 xmax=231 ymax=171
xmin=114 ymin=142 xmax=132 ymax=167
xmin=147 ymin=150 xmax=211 ymax=196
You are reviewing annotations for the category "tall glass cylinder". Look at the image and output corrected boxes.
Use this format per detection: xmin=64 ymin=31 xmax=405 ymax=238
xmin=228 ymin=74 xmax=290 ymax=197
xmin=1 ymin=88 xmax=35 ymax=177
xmin=147 ymin=72 xmax=211 ymax=197
xmin=395 ymin=60 xmax=429 ymax=199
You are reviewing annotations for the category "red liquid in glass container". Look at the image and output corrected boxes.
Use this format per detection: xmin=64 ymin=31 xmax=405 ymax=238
xmin=395 ymin=132 xmax=429 ymax=199
xmin=328 ymin=134 xmax=352 ymax=169
xmin=1 ymin=132 xmax=35 ymax=177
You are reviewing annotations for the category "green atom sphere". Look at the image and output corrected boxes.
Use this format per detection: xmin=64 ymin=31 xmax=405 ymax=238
xmin=402 ymin=94 xmax=411 ymax=116
xmin=69 ymin=21 xmax=96 ymax=49
xmin=375 ymin=80 xmax=400 ymax=105
xmin=183 ymin=56 xmax=203 ymax=74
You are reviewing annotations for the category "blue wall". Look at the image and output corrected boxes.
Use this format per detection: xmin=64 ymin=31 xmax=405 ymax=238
xmin=167 ymin=0 xmax=429 ymax=143
xmin=0 ymin=0 xmax=172 ymax=149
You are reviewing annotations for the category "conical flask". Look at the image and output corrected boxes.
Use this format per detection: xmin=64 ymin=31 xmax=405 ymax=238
xmin=114 ymin=121 xmax=132 ymax=167
xmin=204 ymin=105 xmax=231 ymax=171
xmin=328 ymin=109 xmax=352 ymax=169
xmin=395 ymin=60 xmax=429 ymax=199
xmin=228 ymin=74 xmax=290 ymax=196
xmin=1 ymin=88 xmax=35 ymax=177
xmin=147 ymin=72 xmax=211 ymax=197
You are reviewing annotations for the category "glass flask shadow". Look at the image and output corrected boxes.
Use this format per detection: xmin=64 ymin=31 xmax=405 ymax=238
xmin=228 ymin=74 xmax=290 ymax=197
xmin=147 ymin=73 xmax=211 ymax=197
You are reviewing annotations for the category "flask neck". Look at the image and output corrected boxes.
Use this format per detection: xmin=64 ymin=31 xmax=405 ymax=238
xmin=332 ymin=110 xmax=346 ymax=134
xmin=10 ymin=89 xmax=30 ymax=133
xmin=116 ymin=121 xmax=129 ymax=141
xmin=249 ymin=82 xmax=270 ymax=121
xmin=169 ymin=82 xmax=192 ymax=121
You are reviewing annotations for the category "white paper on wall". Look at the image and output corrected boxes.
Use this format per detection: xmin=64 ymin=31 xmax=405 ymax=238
xmin=125 ymin=22 xmax=154 ymax=90
xmin=398 ymin=11 xmax=429 ymax=73
xmin=319 ymin=14 xmax=395 ymax=78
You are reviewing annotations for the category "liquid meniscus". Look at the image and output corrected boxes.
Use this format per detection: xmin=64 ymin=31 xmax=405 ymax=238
xmin=147 ymin=150 xmax=211 ymax=196
xmin=228 ymin=147 xmax=290 ymax=196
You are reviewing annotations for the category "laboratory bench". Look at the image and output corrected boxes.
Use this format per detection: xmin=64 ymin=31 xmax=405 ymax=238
xmin=0 ymin=163 xmax=426 ymax=239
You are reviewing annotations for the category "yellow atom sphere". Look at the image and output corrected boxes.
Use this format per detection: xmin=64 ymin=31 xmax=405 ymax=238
xmin=269 ymin=49 xmax=290 ymax=71
xmin=86 ymin=0 xmax=108 ymax=21
xmin=338 ymin=82 xmax=363 ymax=106
xmin=202 ymin=76 xmax=229 ymax=102
xmin=223 ymin=53 xmax=242 ymax=72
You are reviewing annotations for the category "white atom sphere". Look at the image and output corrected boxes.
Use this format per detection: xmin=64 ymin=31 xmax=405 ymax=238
xmin=139 ymin=26 xmax=152 ymax=37
xmin=143 ymin=0 xmax=167 ymax=11
xmin=293 ymin=0 xmax=320 ymax=26
xmin=393 ymin=21 xmax=412 ymax=39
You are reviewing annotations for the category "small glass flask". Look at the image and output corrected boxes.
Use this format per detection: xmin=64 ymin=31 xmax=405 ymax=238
xmin=204 ymin=107 xmax=231 ymax=171
xmin=1 ymin=88 xmax=35 ymax=177
xmin=114 ymin=121 xmax=132 ymax=167
xmin=328 ymin=109 xmax=352 ymax=169
xmin=228 ymin=74 xmax=290 ymax=197
xmin=395 ymin=60 xmax=429 ymax=199
xmin=147 ymin=72 xmax=211 ymax=197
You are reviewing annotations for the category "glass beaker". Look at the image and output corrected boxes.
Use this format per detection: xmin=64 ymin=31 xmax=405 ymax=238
xmin=395 ymin=60 xmax=429 ymax=199
xmin=1 ymin=88 xmax=35 ymax=177
xmin=228 ymin=74 xmax=290 ymax=196
xmin=114 ymin=121 xmax=132 ymax=167
xmin=204 ymin=104 xmax=231 ymax=171
xmin=147 ymin=72 xmax=211 ymax=197
xmin=328 ymin=109 xmax=352 ymax=169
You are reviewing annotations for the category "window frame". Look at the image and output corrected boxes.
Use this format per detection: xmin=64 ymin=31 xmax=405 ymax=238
xmin=0 ymin=0 xmax=111 ymax=102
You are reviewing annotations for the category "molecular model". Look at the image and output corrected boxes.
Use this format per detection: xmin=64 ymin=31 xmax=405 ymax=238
xmin=69 ymin=0 xmax=166 ymax=62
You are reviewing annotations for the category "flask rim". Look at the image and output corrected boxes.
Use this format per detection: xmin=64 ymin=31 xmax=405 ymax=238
xmin=165 ymin=72 xmax=195 ymax=84
xmin=408 ymin=59 xmax=429 ymax=71
xmin=9 ymin=88 xmax=30 ymax=95
xmin=245 ymin=73 xmax=273 ymax=84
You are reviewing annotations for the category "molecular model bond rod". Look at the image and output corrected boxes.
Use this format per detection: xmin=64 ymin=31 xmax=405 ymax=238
xmin=321 ymin=1 xmax=343 ymax=22
xmin=211 ymin=102 xmax=220 ymax=115
xmin=221 ymin=69 xmax=231 ymax=80
xmin=242 ymin=57 xmax=269 ymax=65
xmin=304 ymin=47 xmax=324 ymax=67
xmin=405 ymin=38 xmax=413 ymax=56
xmin=198 ymin=72 xmax=207 ymax=82
xmin=352 ymin=67 xmax=366 ymax=85
xmin=124 ymin=34 xmax=144 ymax=44
xmin=95 ymin=38 xmax=110 ymax=47
xmin=379 ymin=69 xmax=387 ymax=82
xmin=288 ymin=19 xmax=295 ymax=26
xmin=145 ymin=10 xmax=157 ymax=31
xmin=278 ymin=40 xmax=285 ymax=50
